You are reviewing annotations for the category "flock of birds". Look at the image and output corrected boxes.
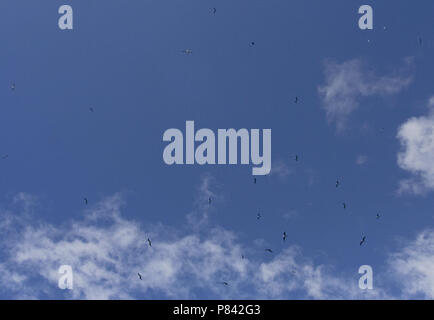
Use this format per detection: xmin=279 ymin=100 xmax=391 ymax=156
xmin=8 ymin=7 xmax=427 ymax=288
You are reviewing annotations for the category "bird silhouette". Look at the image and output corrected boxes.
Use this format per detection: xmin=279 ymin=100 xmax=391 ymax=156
xmin=265 ymin=248 xmax=273 ymax=253
xmin=294 ymin=96 xmax=299 ymax=104
xmin=336 ymin=180 xmax=340 ymax=188
xmin=342 ymin=202 xmax=346 ymax=209
xmin=257 ymin=212 xmax=261 ymax=220
xmin=208 ymin=197 xmax=212 ymax=205
xmin=138 ymin=273 xmax=142 ymax=280
xmin=360 ymin=236 xmax=366 ymax=246
xmin=84 ymin=198 xmax=88 ymax=205
xmin=376 ymin=213 xmax=381 ymax=220
xmin=254 ymin=177 xmax=257 ymax=184
xmin=220 ymin=281 xmax=229 ymax=286
xmin=295 ymin=155 xmax=298 ymax=162
xmin=147 ymin=238 xmax=152 ymax=247
xmin=250 ymin=41 xmax=255 ymax=47
xmin=283 ymin=232 xmax=287 ymax=241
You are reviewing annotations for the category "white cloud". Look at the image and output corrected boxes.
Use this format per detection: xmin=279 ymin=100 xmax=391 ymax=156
xmin=389 ymin=229 xmax=434 ymax=299
xmin=1 ymin=177 xmax=425 ymax=300
xmin=318 ymin=58 xmax=413 ymax=131
xmin=0 ymin=193 xmax=249 ymax=299
xmin=0 ymin=188 xmax=384 ymax=300
xmin=397 ymin=105 xmax=434 ymax=194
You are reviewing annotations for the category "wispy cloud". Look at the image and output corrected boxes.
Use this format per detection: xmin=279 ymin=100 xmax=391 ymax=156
xmin=270 ymin=159 xmax=292 ymax=179
xmin=356 ymin=155 xmax=368 ymax=165
xmin=318 ymin=58 xmax=413 ymax=131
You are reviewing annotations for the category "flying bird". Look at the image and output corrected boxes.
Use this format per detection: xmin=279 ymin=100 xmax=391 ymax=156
xmin=257 ymin=212 xmax=261 ymax=220
xmin=138 ymin=273 xmax=142 ymax=280
xmin=147 ymin=238 xmax=152 ymax=247
xmin=335 ymin=179 xmax=341 ymax=188
xmin=220 ymin=282 xmax=229 ymax=286
xmin=283 ymin=232 xmax=287 ymax=241
xmin=254 ymin=177 xmax=257 ymax=184
xmin=360 ymin=236 xmax=366 ymax=246
xmin=342 ymin=202 xmax=346 ymax=209
xmin=295 ymin=155 xmax=298 ymax=162
xmin=208 ymin=197 xmax=212 ymax=205
xmin=249 ymin=41 xmax=255 ymax=47
xmin=376 ymin=213 xmax=381 ymax=220
xmin=265 ymin=248 xmax=273 ymax=253
xmin=181 ymin=49 xmax=193 ymax=55
xmin=294 ymin=96 xmax=299 ymax=104
xmin=241 ymin=255 xmax=245 ymax=260
xmin=84 ymin=198 xmax=88 ymax=205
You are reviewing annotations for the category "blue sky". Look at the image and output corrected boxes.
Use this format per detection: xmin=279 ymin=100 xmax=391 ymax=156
xmin=0 ymin=1 xmax=434 ymax=299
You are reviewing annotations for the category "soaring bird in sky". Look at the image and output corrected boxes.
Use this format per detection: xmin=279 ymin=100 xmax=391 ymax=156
xmin=147 ymin=238 xmax=152 ymax=247
xmin=342 ymin=202 xmax=346 ymax=209
xmin=265 ymin=248 xmax=273 ymax=253
xmin=254 ymin=177 xmax=257 ymax=184
xmin=294 ymin=96 xmax=299 ymax=104
xmin=138 ymin=273 xmax=142 ymax=280
xmin=208 ymin=197 xmax=212 ymax=205
xmin=376 ymin=213 xmax=381 ymax=220
xmin=360 ymin=236 xmax=366 ymax=246
xmin=283 ymin=232 xmax=287 ymax=241
xmin=295 ymin=155 xmax=298 ymax=162
xmin=220 ymin=282 xmax=229 ymax=286
xmin=336 ymin=180 xmax=340 ymax=188
xmin=84 ymin=198 xmax=88 ymax=205
xmin=257 ymin=212 xmax=261 ymax=220
xmin=250 ymin=41 xmax=255 ymax=47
